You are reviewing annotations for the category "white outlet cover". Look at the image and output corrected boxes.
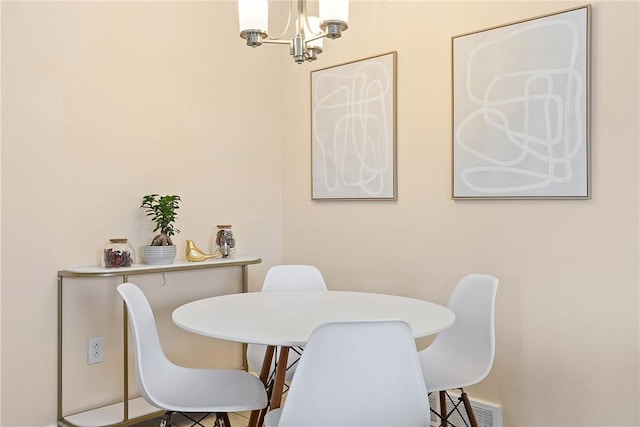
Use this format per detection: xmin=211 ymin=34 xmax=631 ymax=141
xmin=88 ymin=336 xmax=105 ymax=364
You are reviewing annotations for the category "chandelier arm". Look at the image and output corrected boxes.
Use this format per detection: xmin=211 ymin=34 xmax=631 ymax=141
xmin=261 ymin=40 xmax=292 ymax=46
xmin=305 ymin=32 xmax=327 ymax=43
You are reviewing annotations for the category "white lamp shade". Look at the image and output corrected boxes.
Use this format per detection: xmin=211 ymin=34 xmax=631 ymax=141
xmin=307 ymin=16 xmax=323 ymax=49
xmin=238 ymin=0 xmax=269 ymax=33
xmin=319 ymin=0 xmax=349 ymax=25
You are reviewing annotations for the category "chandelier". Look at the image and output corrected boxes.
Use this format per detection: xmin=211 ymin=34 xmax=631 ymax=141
xmin=238 ymin=0 xmax=349 ymax=64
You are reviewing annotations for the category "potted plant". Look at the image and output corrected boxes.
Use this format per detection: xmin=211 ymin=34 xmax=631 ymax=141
xmin=140 ymin=194 xmax=181 ymax=265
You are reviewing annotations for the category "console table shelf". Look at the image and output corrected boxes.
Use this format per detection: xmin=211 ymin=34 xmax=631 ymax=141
xmin=57 ymin=256 xmax=262 ymax=427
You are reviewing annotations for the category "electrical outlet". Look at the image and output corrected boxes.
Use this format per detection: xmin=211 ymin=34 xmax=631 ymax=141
xmin=88 ymin=336 xmax=105 ymax=364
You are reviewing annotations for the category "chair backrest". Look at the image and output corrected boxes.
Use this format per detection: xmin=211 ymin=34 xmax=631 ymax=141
xmin=262 ymin=265 xmax=327 ymax=291
xmin=429 ymin=274 xmax=499 ymax=385
xmin=117 ymin=282 xmax=176 ymax=408
xmin=277 ymin=320 xmax=430 ymax=427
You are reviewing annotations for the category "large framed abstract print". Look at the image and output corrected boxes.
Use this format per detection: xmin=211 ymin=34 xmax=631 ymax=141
xmin=311 ymin=52 xmax=397 ymax=200
xmin=452 ymin=6 xmax=591 ymax=199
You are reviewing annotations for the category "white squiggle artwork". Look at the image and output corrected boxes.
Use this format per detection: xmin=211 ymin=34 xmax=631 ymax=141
xmin=312 ymin=53 xmax=396 ymax=199
xmin=453 ymin=7 xmax=589 ymax=198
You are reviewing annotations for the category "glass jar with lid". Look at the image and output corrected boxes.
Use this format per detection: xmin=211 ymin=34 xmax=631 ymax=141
xmin=214 ymin=225 xmax=235 ymax=258
xmin=103 ymin=238 xmax=135 ymax=268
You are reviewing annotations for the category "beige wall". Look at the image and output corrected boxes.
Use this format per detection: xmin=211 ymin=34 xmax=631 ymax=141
xmin=1 ymin=1 xmax=639 ymax=426
xmin=280 ymin=1 xmax=639 ymax=427
xmin=1 ymin=1 xmax=284 ymax=425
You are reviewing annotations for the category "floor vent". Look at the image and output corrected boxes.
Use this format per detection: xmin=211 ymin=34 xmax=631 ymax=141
xmin=429 ymin=391 xmax=502 ymax=427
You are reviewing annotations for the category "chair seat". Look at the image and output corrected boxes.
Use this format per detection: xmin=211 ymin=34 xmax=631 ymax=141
xmin=419 ymin=347 xmax=486 ymax=392
xmin=421 ymin=364 xmax=480 ymax=392
xmin=149 ymin=366 xmax=267 ymax=413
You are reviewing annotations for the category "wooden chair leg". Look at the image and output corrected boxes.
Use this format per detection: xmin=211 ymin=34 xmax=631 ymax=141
xmin=460 ymin=389 xmax=479 ymax=427
xmin=439 ymin=390 xmax=448 ymax=427
xmin=253 ymin=347 xmax=290 ymax=427
xmin=269 ymin=347 xmax=290 ymax=410
xmin=248 ymin=345 xmax=275 ymax=427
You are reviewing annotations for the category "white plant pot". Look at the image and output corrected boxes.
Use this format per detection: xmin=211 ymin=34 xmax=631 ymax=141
xmin=143 ymin=245 xmax=176 ymax=265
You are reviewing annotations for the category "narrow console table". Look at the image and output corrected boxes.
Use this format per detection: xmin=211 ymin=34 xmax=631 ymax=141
xmin=57 ymin=256 xmax=262 ymax=427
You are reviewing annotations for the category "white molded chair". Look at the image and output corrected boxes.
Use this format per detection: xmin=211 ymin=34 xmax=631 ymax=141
xmin=246 ymin=265 xmax=327 ymax=380
xmin=117 ymin=283 xmax=267 ymax=427
xmin=262 ymin=265 xmax=327 ymax=292
xmin=418 ymin=274 xmax=499 ymax=427
xmin=264 ymin=320 xmax=431 ymax=427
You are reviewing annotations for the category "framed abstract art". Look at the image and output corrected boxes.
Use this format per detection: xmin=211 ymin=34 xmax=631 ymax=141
xmin=311 ymin=52 xmax=397 ymax=200
xmin=452 ymin=6 xmax=591 ymax=199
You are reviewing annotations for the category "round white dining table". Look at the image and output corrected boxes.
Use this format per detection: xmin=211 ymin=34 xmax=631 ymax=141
xmin=172 ymin=290 xmax=455 ymax=346
xmin=172 ymin=290 xmax=455 ymax=427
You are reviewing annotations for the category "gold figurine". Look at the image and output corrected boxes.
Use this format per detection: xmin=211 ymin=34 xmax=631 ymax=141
xmin=186 ymin=240 xmax=220 ymax=262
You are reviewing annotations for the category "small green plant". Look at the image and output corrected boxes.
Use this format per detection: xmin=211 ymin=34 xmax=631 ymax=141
xmin=140 ymin=194 xmax=181 ymax=246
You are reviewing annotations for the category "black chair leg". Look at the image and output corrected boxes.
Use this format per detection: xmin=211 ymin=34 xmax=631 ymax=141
xmin=160 ymin=411 xmax=216 ymax=427
xmin=159 ymin=411 xmax=174 ymax=427
xmin=214 ymin=412 xmax=231 ymax=427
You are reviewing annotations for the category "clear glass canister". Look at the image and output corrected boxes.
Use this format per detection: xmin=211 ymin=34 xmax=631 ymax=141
xmin=103 ymin=238 xmax=135 ymax=268
xmin=214 ymin=225 xmax=235 ymax=258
